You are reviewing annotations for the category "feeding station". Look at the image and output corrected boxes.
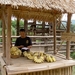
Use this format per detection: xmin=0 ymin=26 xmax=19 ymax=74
xmin=0 ymin=0 xmax=75 ymax=75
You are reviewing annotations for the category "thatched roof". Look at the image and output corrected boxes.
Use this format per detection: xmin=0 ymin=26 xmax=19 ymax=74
xmin=0 ymin=0 xmax=75 ymax=13
xmin=0 ymin=0 xmax=75 ymax=21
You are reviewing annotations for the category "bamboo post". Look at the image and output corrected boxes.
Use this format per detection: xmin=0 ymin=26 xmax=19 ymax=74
xmin=42 ymin=22 xmax=45 ymax=36
xmin=1 ymin=6 xmax=6 ymax=57
xmin=17 ymin=17 xmax=20 ymax=36
xmin=33 ymin=21 xmax=36 ymax=35
xmin=53 ymin=18 xmax=57 ymax=54
xmin=66 ymin=13 xmax=72 ymax=59
xmin=50 ymin=70 xmax=52 ymax=75
xmin=48 ymin=22 xmax=52 ymax=35
xmin=0 ymin=56 xmax=6 ymax=75
xmin=37 ymin=72 xmax=39 ymax=75
xmin=33 ymin=72 xmax=36 ymax=75
xmin=24 ymin=20 xmax=27 ymax=33
xmin=71 ymin=66 xmax=72 ymax=75
xmin=6 ymin=6 xmax=12 ymax=65
xmin=26 ymin=73 xmax=29 ymax=75
xmin=58 ymin=17 xmax=61 ymax=30
xmin=40 ymin=71 xmax=43 ymax=75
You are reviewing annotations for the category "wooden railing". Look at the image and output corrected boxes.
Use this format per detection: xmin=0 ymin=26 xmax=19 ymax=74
xmin=0 ymin=36 xmax=75 ymax=52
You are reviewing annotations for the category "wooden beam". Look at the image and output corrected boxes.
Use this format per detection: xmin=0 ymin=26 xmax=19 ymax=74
xmin=33 ymin=21 xmax=36 ymax=35
xmin=2 ymin=7 xmax=6 ymax=57
xmin=53 ymin=18 xmax=57 ymax=54
xmin=24 ymin=20 xmax=27 ymax=32
xmin=42 ymin=22 xmax=45 ymax=36
xmin=6 ymin=6 xmax=12 ymax=65
xmin=66 ymin=13 xmax=72 ymax=59
xmin=58 ymin=17 xmax=61 ymax=29
xmin=17 ymin=17 xmax=20 ymax=36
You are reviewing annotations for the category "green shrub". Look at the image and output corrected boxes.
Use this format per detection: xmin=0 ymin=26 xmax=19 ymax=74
xmin=70 ymin=52 xmax=75 ymax=59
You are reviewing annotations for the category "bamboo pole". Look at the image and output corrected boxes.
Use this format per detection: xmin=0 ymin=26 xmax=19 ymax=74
xmin=59 ymin=68 xmax=61 ymax=75
xmin=56 ymin=70 xmax=58 ymax=75
xmin=6 ymin=6 xmax=12 ymax=65
xmin=66 ymin=13 xmax=72 ymax=59
xmin=33 ymin=21 xmax=36 ymax=35
xmin=26 ymin=73 xmax=29 ymax=75
xmin=24 ymin=20 xmax=27 ymax=34
xmin=50 ymin=70 xmax=52 ymax=75
xmin=42 ymin=22 xmax=45 ymax=36
xmin=71 ymin=66 xmax=73 ymax=75
xmin=53 ymin=18 xmax=57 ymax=54
xmin=37 ymin=72 xmax=39 ymax=75
xmin=0 ymin=56 xmax=6 ymax=75
xmin=40 ymin=71 xmax=43 ymax=75
xmin=23 ymin=73 xmax=25 ymax=75
xmin=33 ymin=72 xmax=36 ymax=75
xmin=17 ymin=17 xmax=20 ymax=36
xmin=67 ymin=67 xmax=69 ymax=75
xmin=53 ymin=70 xmax=56 ymax=75
xmin=1 ymin=6 xmax=6 ymax=57
xmin=62 ymin=68 xmax=64 ymax=75
xmin=47 ymin=70 xmax=49 ymax=75
xmin=58 ymin=17 xmax=61 ymax=30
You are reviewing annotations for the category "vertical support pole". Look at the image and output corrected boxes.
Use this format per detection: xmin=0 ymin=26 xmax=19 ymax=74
xmin=48 ymin=22 xmax=52 ymax=35
xmin=58 ymin=17 xmax=61 ymax=30
xmin=66 ymin=13 xmax=72 ymax=59
xmin=33 ymin=21 xmax=36 ymax=35
xmin=6 ymin=6 xmax=12 ymax=65
xmin=2 ymin=7 xmax=6 ymax=57
xmin=24 ymin=20 xmax=27 ymax=33
xmin=42 ymin=22 xmax=45 ymax=36
xmin=17 ymin=17 xmax=19 ymax=36
xmin=53 ymin=18 xmax=56 ymax=54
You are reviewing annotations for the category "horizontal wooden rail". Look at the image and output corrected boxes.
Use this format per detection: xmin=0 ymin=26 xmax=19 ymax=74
xmin=0 ymin=41 xmax=64 ymax=45
xmin=32 ymin=44 xmax=75 ymax=47
xmin=0 ymin=36 xmax=61 ymax=38
xmin=0 ymin=43 xmax=75 ymax=48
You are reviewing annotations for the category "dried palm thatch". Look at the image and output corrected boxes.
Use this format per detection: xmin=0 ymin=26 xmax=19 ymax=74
xmin=0 ymin=0 xmax=75 ymax=13
xmin=0 ymin=0 xmax=75 ymax=21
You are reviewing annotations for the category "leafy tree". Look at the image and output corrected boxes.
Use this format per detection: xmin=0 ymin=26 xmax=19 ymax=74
xmin=19 ymin=20 xmax=24 ymax=28
xmin=70 ymin=24 xmax=75 ymax=32
xmin=70 ymin=52 xmax=75 ymax=59
xmin=11 ymin=26 xmax=16 ymax=35
xmin=11 ymin=20 xmax=17 ymax=28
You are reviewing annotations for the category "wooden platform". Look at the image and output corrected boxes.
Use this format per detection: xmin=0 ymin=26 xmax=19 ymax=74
xmin=0 ymin=53 xmax=75 ymax=75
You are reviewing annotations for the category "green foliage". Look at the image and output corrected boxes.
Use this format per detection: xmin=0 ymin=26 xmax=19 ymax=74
xmin=19 ymin=20 xmax=24 ymax=28
xmin=11 ymin=26 xmax=16 ymax=35
xmin=11 ymin=20 xmax=17 ymax=28
xmin=0 ymin=28 xmax=2 ymax=35
xmin=70 ymin=52 xmax=75 ymax=59
xmin=70 ymin=24 xmax=75 ymax=32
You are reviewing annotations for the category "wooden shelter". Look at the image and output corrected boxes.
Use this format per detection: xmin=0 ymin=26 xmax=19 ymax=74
xmin=0 ymin=0 xmax=75 ymax=75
